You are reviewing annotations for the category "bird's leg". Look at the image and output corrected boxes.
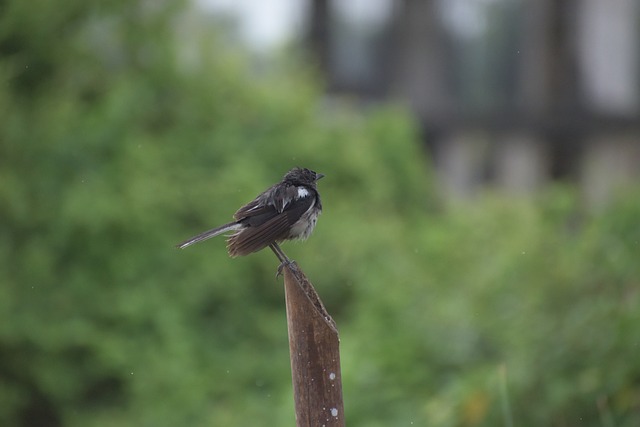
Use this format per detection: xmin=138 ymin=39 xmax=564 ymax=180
xmin=269 ymin=242 xmax=292 ymax=277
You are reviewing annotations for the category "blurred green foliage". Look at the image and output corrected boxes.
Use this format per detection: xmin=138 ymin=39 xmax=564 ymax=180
xmin=1 ymin=1 xmax=639 ymax=426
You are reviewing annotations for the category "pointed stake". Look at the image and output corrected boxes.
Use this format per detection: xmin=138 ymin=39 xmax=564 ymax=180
xmin=282 ymin=261 xmax=344 ymax=427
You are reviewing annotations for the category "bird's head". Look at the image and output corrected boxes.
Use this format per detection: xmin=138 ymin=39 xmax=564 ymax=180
xmin=283 ymin=167 xmax=324 ymax=187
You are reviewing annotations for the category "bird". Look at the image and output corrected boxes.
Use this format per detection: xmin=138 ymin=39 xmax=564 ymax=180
xmin=176 ymin=167 xmax=323 ymax=262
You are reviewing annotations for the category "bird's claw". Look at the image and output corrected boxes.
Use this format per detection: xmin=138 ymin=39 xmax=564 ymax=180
xmin=276 ymin=259 xmax=294 ymax=278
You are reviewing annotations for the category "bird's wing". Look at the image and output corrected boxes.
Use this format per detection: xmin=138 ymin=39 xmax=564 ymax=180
xmin=227 ymin=191 xmax=315 ymax=256
xmin=233 ymin=184 xmax=300 ymax=220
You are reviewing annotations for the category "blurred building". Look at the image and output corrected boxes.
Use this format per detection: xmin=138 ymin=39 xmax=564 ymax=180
xmin=305 ymin=0 xmax=640 ymax=207
xmin=199 ymin=0 xmax=640 ymax=206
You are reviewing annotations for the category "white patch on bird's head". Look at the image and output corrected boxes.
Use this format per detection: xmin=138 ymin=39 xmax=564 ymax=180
xmin=297 ymin=187 xmax=309 ymax=198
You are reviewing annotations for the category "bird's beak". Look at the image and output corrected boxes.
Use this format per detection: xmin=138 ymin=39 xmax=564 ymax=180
xmin=316 ymin=173 xmax=325 ymax=180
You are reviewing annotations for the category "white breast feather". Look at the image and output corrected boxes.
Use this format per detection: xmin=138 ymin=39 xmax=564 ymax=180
xmin=297 ymin=187 xmax=309 ymax=198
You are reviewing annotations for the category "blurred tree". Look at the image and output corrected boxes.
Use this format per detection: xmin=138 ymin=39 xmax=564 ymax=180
xmin=0 ymin=0 xmax=430 ymax=426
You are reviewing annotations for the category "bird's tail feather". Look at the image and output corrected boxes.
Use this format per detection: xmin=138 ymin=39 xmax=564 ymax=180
xmin=176 ymin=222 xmax=242 ymax=249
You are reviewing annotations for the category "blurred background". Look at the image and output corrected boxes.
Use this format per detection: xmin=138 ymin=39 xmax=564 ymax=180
xmin=1 ymin=0 xmax=639 ymax=426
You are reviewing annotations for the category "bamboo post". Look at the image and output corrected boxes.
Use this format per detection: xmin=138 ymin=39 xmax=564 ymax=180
xmin=281 ymin=261 xmax=345 ymax=427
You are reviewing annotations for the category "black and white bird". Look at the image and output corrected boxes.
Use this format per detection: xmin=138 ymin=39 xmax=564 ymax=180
xmin=176 ymin=167 xmax=323 ymax=259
